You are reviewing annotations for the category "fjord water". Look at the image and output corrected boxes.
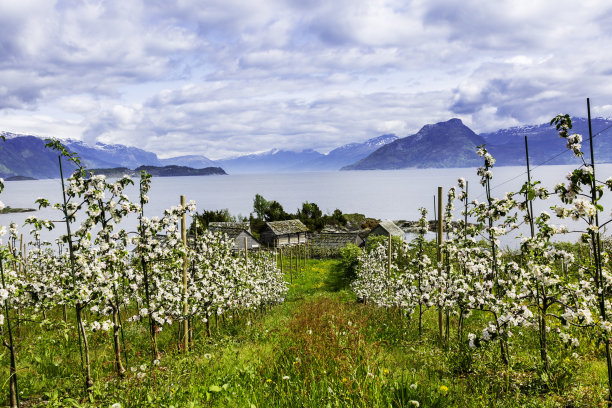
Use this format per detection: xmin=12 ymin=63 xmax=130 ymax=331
xmin=2 ymin=164 xmax=611 ymax=247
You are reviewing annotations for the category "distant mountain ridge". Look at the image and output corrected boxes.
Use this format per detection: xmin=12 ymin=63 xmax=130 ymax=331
xmin=90 ymin=165 xmax=227 ymax=178
xmin=0 ymin=135 xmax=79 ymax=179
xmin=217 ymin=148 xmax=325 ymax=173
xmin=482 ymin=117 xmax=612 ymax=166
xmin=0 ymin=132 xmax=220 ymax=179
xmin=64 ymin=139 xmax=160 ymax=168
xmin=342 ymin=117 xmax=612 ymax=170
xmin=342 ymin=119 xmax=484 ymax=170
xmin=2 ymin=117 xmax=611 ymax=178
xmin=217 ymin=134 xmax=399 ymax=173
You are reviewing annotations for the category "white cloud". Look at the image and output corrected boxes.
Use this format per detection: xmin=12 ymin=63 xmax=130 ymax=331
xmin=0 ymin=0 xmax=611 ymax=159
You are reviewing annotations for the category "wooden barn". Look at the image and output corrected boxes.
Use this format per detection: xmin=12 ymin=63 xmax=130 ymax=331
xmin=367 ymin=220 xmax=405 ymax=240
xmin=308 ymin=232 xmax=364 ymax=249
xmin=260 ymin=219 xmax=309 ymax=247
xmin=208 ymin=223 xmax=260 ymax=250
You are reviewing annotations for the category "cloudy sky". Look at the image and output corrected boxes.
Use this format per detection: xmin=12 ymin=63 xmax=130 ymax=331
xmin=1 ymin=0 xmax=611 ymax=159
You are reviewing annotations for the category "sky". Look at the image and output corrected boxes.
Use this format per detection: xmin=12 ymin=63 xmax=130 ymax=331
xmin=1 ymin=0 xmax=611 ymax=160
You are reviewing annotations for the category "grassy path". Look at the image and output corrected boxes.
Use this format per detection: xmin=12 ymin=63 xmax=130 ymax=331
xmin=12 ymin=258 xmax=609 ymax=407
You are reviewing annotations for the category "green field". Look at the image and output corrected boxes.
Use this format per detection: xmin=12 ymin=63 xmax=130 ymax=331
xmin=4 ymin=257 xmax=609 ymax=408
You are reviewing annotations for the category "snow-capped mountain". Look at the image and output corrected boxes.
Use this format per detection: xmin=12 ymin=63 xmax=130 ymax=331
xmin=342 ymin=117 xmax=612 ymax=170
xmin=0 ymin=133 xmax=219 ymax=179
xmin=63 ymin=139 xmax=161 ymax=169
xmin=217 ymin=149 xmax=326 ymax=173
xmin=216 ymin=134 xmax=399 ymax=173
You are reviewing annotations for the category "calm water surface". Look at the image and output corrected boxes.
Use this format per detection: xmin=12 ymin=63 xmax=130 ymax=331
xmin=2 ymin=165 xmax=611 ymax=247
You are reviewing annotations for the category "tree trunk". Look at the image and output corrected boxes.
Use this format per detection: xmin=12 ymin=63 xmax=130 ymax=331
xmin=76 ymin=305 xmax=94 ymax=392
xmin=112 ymin=306 xmax=126 ymax=378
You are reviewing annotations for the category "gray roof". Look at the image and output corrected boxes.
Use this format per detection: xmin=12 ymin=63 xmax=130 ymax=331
xmin=210 ymin=227 xmax=244 ymax=240
xmin=375 ymin=220 xmax=405 ymax=236
xmin=309 ymin=232 xmax=363 ymax=247
xmin=210 ymin=226 xmax=259 ymax=243
xmin=266 ymin=219 xmax=309 ymax=235
xmin=209 ymin=222 xmax=250 ymax=231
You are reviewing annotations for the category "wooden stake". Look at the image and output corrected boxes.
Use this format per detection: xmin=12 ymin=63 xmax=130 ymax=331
xmin=244 ymin=237 xmax=249 ymax=275
xmin=181 ymin=195 xmax=188 ymax=353
xmin=464 ymin=181 xmax=468 ymax=240
xmin=437 ymin=186 xmax=444 ymax=344
xmin=388 ymin=234 xmax=392 ymax=296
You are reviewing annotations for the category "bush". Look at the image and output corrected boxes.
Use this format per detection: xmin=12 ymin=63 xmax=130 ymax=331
xmin=337 ymin=243 xmax=362 ymax=282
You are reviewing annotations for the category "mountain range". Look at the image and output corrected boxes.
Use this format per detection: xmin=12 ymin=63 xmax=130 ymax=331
xmin=0 ymin=131 xmax=399 ymax=178
xmin=343 ymin=119 xmax=483 ymax=169
xmin=217 ymin=134 xmax=398 ymax=173
xmin=2 ymin=117 xmax=611 ymax=178
xmin=342 ymin=117 xmax=612 ymax=170
xmin=0 ymin=132 xmax=220 ymax=179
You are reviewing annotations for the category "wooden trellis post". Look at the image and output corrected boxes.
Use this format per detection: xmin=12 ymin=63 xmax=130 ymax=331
xmin=244 ymin=237 xmax=249 ymax=275
xmin=437 ymin=186 xmax=444 ymax=344
xmin=181 ymin=195 xmax=188 ymax=353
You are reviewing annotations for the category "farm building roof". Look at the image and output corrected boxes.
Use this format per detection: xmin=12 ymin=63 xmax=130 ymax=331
xmin=265 ymin=219 xmax=309 ymax=235
xmin=375 ymin=220 xmax=405 ymax=236
xmin=209 ymin=221 xmax=250 ymax=231
xmin=210 ymin=227 xmax=244 ymax=240
xmin=308 ymin=232 xmax=363 ymax=248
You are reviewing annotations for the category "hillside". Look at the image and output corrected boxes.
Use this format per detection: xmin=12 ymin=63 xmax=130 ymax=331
xmin=0 ymin=135 xmax=78 ymax=179
xmin=482 ymin=117 xmax=612 ymax=166
xmin=0 ymin=132 xmax=221 ymax=179
xmin=90 ymin=165 xmax=227 ymax=177
xmin=342 ymin=119 xmax=484 ymax=170
xmin=342 ymin=117 xmax=612 ymax=170
xmin=218 ymin=149 xmax=325 ymax=173
xmin=217 ymin=134 xmax=399 ymax=173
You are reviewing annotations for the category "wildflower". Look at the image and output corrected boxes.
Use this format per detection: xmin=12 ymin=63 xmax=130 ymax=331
xmin=266 ymin=379 xmax=272 ymax=383
xmin=409 ymin=383 xmax=418 ymax=390
xmin=440 ymin=385 xmax=449 ymax=394
xmin=383 ymin=369 xmax=389 ymax=375
xmin=410 ymin=401 xmax=420 ymax=407
xmin=282 ymin=375 xmax=290 ymax=380
xmin=110 ymin=404 xmax=122 ymax=408
xmin=204 ymin=353 xmax=212 ymax=359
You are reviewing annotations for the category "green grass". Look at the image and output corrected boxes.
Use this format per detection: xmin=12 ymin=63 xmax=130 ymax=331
xmin=2 ymin=258 xmax=610 ymax=407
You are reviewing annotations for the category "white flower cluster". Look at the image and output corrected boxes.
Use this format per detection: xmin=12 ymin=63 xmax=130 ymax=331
xmin=0 ymin=167 xmax=289 ymax=387
xmin=352 ymin=139 xmax=612 ymax=372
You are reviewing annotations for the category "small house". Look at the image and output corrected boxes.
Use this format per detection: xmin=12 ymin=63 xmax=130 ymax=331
xmin=260 ymin=219 xmax=309 ymax=247
xmin=367 ymin=220 xmax=405 ymax=240
xmin=208 ymin=224 xmax=260 ymax=250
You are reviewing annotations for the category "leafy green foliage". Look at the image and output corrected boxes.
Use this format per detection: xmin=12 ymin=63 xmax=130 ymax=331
xmin=189 ymin=208 xmax=236 ymax=234
xmin=253 ymin=193 xmax=270 ymax=220
xmin=335 ymin=243 xmax=362 ymax=282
